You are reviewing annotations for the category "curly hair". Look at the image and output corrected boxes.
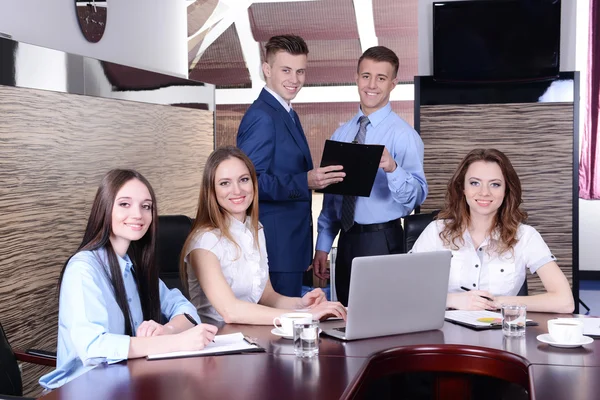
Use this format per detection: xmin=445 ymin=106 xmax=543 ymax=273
xmin=437 ymin=149 xmax=527 ymax=255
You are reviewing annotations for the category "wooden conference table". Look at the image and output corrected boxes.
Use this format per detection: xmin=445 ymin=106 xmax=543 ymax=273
xmin=40 ymin=313 xmax=600 ymax=399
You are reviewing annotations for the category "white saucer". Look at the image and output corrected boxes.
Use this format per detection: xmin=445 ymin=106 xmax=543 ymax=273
xmin=271 ymin=328 xmax=322 ymax=340
xmin=271 ymin=328 xmax=293 ymax=339
xmin=536 ymin=333 xmax=594 ymax=348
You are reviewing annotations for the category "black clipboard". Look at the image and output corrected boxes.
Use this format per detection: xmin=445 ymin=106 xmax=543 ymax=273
xmin=444 ymin=318 xmax=539 ymax=331
xmin=146 ymin=346 xmax=265 ymax=360
xmin=316 ymin=139 xmax=384 ymax=197
xmin=146 ymin=334 xmax=265 ymax=360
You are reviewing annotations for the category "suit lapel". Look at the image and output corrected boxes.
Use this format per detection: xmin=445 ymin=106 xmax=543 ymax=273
xmin=259 ymin=89 xmax=313 ymax=169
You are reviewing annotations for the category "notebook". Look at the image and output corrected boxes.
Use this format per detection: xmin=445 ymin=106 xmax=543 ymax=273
xmin=445 ymin=310 xmax=538 ymax=330
xmin=147 ymin=332 xmax=264 ymax=360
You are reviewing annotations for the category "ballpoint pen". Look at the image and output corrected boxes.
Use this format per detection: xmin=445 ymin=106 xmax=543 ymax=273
xmin=184 ymin=313 xmax=215 ymax=342
xmin=184 ymin=313 xmax=198 ymax=326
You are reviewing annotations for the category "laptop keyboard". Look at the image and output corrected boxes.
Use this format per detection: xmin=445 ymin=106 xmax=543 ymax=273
xmin=333 ymin=327 xmax=346 ymax=333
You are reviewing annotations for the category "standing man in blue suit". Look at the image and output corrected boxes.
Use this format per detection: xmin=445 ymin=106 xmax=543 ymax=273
xmin=312 ymin=46 xmax=428 ymax=306
xmin=237 ymin=35 xmax=344 ymax=297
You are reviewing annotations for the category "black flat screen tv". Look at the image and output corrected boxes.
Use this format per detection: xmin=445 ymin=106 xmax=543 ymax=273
xmin=433 ymin=0 xmax=561 ymax=83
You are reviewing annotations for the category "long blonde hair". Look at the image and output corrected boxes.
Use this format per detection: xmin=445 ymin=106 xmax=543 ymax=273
xmin=180 ymin=146 xmax=260 ymax=291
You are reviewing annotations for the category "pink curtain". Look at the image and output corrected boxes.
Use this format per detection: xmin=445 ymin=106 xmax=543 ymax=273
xmin=580 ymin=0 xmax=600 ymax=199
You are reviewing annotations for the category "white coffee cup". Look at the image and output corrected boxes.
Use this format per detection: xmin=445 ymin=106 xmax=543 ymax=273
xmin=547 ymin=318 xmax=584 ymax=344
xmin=273 ymin=312 xmax=313 ymax=336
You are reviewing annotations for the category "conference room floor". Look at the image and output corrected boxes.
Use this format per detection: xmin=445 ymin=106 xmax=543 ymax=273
xmin=39 ymin=312 xmax=600 ymax=400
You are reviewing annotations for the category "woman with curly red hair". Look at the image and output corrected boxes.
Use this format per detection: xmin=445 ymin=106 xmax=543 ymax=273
xmin=411 ymin=149 xmax=573 ymax=313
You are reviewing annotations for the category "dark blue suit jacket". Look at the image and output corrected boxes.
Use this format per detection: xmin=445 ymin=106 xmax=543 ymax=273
xmin=237 ymin=89 xmax=313 ymax=273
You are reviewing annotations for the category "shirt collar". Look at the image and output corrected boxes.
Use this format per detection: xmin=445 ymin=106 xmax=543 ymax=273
xmin=358 ymin=102 xmax=392 ymax=128
xmin=264 ymin=86 xmax=292 ymax=113
xmin=463 ymin=228 xmax=501 ymax=249
xmin=96 ymin=247 xmax=133 ymax=275
xmin=229 ymin=215 xmax=252 ymax=233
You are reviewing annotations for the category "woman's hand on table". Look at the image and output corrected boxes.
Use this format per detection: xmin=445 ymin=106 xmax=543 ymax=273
xmin=447 ymin=291 xmax=496 ymax=311
xmin=301 ymin=288 xmax=328 ymax=308
xmin=310 ymin=301 xmax=348 ymax=321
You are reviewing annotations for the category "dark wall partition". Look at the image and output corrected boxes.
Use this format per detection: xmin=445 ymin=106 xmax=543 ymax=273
xmin=416 ymin=73 xmax=579 ymax=311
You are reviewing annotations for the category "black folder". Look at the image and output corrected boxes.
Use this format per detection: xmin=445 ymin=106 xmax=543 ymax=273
xmin=316 ymin=140 xmax=384 ymax=197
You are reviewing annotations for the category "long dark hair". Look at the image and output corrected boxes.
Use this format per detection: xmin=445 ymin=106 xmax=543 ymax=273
xmin=438 ymin=149 xmax=527 ymax=255
xmin=58 ymin=169 xmax=161 ymax=336
xmin=180 ymin=146 xmax=260 ymax=293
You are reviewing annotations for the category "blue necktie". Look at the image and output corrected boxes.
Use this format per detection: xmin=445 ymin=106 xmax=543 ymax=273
xmin=340 ymin=116 xmax=370 ymax=232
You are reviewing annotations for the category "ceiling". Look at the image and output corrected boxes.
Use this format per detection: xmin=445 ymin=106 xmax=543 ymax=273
xmin=187 ymin=0 xmax=419 ymax=89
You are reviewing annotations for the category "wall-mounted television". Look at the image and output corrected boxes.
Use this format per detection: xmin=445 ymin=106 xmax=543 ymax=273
xmin=433 ymin=0 xmax=561 ymax=83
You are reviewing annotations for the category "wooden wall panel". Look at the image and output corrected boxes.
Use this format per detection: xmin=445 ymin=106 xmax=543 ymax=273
xmin=419 ymin=102 xmax=573 ymax=295
xmin=0 ymin=85 xmax=214 ymax=396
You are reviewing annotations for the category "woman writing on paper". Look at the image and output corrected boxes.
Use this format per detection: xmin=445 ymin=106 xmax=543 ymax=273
xmin=181 ymin=146 xmax=347 ymax=325
xmin=411 ymin=149 xmax=573 ymax=313
xmin=40 ymin=169 xmax=217 ymax=389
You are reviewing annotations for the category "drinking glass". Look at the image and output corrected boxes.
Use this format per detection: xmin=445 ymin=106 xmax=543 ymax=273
xmin=501 ymin=304 xmax=526 ymax=337
xmin=293 ymin=321 xmax=319 ymax=358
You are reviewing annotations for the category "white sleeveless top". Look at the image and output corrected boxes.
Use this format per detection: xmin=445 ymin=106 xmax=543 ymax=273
xmin=184 ymin=217 xmax=269 ymax=323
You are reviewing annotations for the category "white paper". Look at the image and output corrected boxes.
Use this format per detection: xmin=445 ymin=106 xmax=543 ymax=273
xmin=445 ymin=310 xmax=504 ymax=327
xmin=147 ymin=332 xmax=257 ymax=360
xmin=580 ymin=318 xmax=600 ymax=336
xmin=445 ymin=310 xmax=534 ymax=327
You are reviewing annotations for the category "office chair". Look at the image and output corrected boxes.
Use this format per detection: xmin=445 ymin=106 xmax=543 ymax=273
xmin=346 ymin=344 xmax=530 ymax=400
xmin=0 ymin=321 xmax=55 ymax=399
xmin=157 ymin=215 xmax=193 ymax=298
xmin=403 ymin=210 xmax=440 ymax=253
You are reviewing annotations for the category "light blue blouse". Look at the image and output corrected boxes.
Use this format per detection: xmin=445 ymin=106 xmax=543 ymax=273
xmin=39 ymin=247 xmax=200 ymax=389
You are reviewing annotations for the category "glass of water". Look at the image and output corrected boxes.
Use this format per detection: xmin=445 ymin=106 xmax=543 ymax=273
xmin=501 ymin=304 xmax=527 ymax=337
xmin=293 ymin=321 xmax=319 ymax=358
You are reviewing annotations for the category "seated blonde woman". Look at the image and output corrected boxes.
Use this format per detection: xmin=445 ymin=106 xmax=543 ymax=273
xmin=181 ymin=146 xmax=347 ymax=325
xmin=411 ymin=148 xmax=573 ymax=313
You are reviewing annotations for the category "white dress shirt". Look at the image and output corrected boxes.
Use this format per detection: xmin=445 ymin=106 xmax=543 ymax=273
xmin=184 ymin=217 xmax=269 ymax=323
xmin=411 ymin=220 xmax=556 ymax=296
xmin=39 ymin=247 xmax=199 ymax=389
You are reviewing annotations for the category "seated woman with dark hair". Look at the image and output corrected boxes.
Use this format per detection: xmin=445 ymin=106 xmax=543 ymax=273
xmin=182 ymin=146 xmax=347 ymax=325
xmin=40 ymin=169 xmax=217 ymax=389
xmin=411 ymin=148 xmax=573 ymax=313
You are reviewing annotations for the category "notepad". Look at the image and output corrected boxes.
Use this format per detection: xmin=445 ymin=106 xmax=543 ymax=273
xmin=445 ymin=310 xmax=537 ymax=330
xmin=147 ymin=332 xmax=264 ymax=360
xmin=580 ymin=318 xmax=600 ymax=337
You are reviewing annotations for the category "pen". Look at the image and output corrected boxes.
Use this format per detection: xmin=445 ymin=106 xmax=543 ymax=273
xmin=184 ymin=313 xmax=198 ymax=326
xmin=243 ymin=335 xmax=257 ymax=346
xmin=460 ymin=286 xmax=494 ymax=302
xmin=184 ymin=313 xmax=215 ymax=342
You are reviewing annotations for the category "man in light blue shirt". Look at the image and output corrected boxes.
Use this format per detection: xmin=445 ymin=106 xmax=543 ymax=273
xmin=313 ymin=46 xmax=428 ymax=305
xmin=39 ymin=247 xmax=201 ymax=389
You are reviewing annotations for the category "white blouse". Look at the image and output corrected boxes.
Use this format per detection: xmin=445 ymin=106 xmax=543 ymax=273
xmin=184 ymin=217 xmax=269 ymax=323
xmin=410 ymin=220 xmax=556 ymax=296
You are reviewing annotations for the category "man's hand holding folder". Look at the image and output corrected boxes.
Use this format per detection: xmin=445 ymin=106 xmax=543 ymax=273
xmin=317 ymin=140 xmax=384 ymax=197
xmin=308 ymin=164 xmax=345 ymax=190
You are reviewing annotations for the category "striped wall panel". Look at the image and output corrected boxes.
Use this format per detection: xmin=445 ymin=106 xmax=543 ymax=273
xmin=0 ymin=85 xmax=214 ymax=396
xmin=419 ymin=102 xmax=573 ymax=295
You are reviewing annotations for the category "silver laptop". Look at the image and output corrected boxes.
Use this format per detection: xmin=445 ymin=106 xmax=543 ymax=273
xmin=322 ymin=251 xmax=451 ymax=341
